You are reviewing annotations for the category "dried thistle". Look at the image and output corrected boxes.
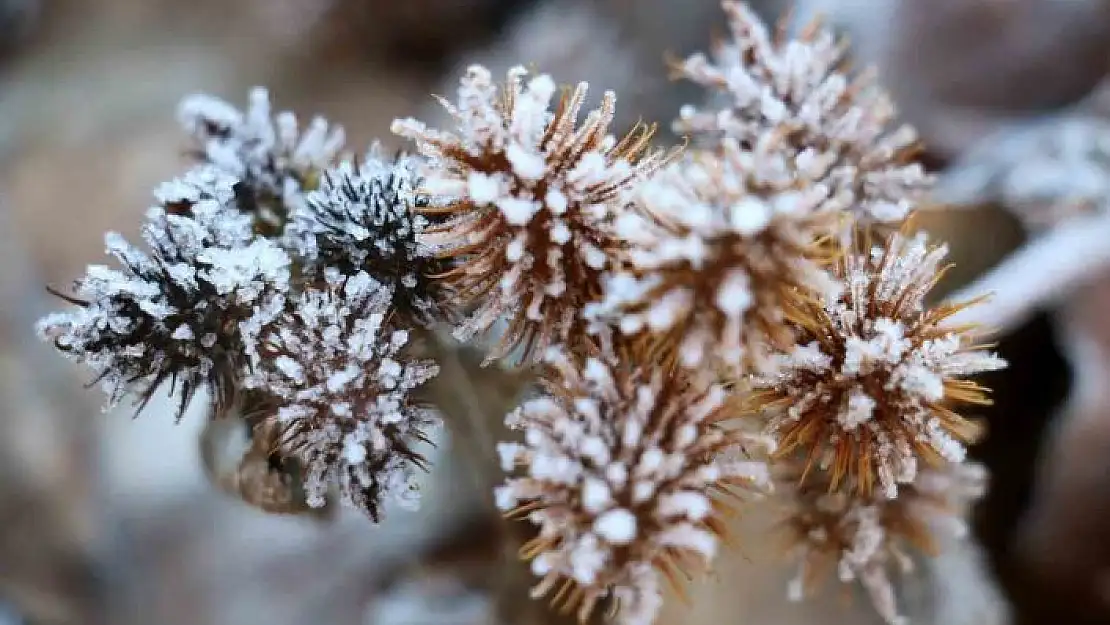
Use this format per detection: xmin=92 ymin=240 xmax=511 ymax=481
xmin=782 ymin=462 xmax=988 ymax=625
xmin=588 ymin=138 xmax=840 ymax=376
xmin=36 ymin=167 xmax=291 ymax=419
xmin=749 ymin=228 xmax=1005 ymax=498
xmin=495 ymin=343 xmax=772 ymax=625
xmin=285 ymin=144 xmax=447 ymax=325
xmin=178 ymin=87 xmax=346 ymax=236
xmin=241 ymin=269 xmax=440 ymax=521
xmin=675 ymin=0 xmax=930 ymax=226
xmin=392 ymin=65 xmax=671 ymax=364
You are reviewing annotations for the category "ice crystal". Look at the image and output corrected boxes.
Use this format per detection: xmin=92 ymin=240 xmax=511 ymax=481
xmin=496 ymin=344 xmax=772 ymax=624
xmin=36 ymin=166 xmax=291 ymax=419
xmin=178 ymin=87 xmax=346 ymax=235
xmin=285 ymin=144 xmax=445 ymax=324
xmin=241 ymin=269 xmax=440 ymax=521
xmin=392 ymin=64 xmax=671 ymax=364
xmin=750 ymin=229 xmax=1005 ymax=498
xmin=675 ymin=1 xmax=930 ymax=225
xmin=783 ymin=462 xmax=988 ymax=625
xmin=589 ymin=139 xmax=839 ymax=375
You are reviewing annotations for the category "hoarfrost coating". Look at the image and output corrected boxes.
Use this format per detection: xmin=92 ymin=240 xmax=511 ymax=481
xmin=785 ymin=462 xmax=989 ymax=625
xmin=675 ymin=0 xmax=931 ymax=226
xmin=496 ymin=346 xmax=772 ymax=625
xmin=589 ymin=139 xmax=839 ymax=375
xmin=393 ymin=64 xmax=671 ymax=363
xmin=285 ymin=147 xmax=445 ymax=324
xmin=179 ymin=87 xmax=346 ymax=233
xmin=753 ymin=231 xmax=1005 ymax=498
xmin=36 ymin=166 xmax=291 ymax=419
xmin=242 ymin=270 xmax=440 ymax=521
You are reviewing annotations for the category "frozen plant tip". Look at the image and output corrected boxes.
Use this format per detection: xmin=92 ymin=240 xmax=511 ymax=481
xmin=782 ymin=462 xmax=988 ymax=625
xmin=590 ymin=139 xmax=839 ymax=375
xmin=36 ymin=167 xmax=291 ymax=419
xmin=750 ymin=229 xmax=1005 ymax=498
xmin=286 ymin=145 xmax=445 ymax=325
xmin=496 ymin=344 xmax=772 ymax=625
xmin=392 ymin=65 xmax=672 ymax=364
xmin=675 ymin=1 xmax=930 ymax=226
xmin=179 ymin=87 xmax=346 ymax=235
xmin=241 ymin=270 xmax=440 ymax=521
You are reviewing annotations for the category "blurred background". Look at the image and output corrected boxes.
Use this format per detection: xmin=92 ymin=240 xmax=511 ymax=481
xmin=3 ymin=0 xmax=1110 ymax=624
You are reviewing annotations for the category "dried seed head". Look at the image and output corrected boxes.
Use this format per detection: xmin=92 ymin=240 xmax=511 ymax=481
xmin=242 ymin=269 xmax=440 ymax=522
xmin=496 ymin=345 xmax=772 ymax=625
xmin=782 ymin=462 xmax=988 ymax=625
xmin=392 ymin=64 xmax=671 ymax=364
xmin=36 ymin=166 xmax=291 ymax=419
xmin=676 ymin=1 xmax=930 ymax=226
xmin=750 ymin=229 xmax=1005 ymax=498
xmin=286 ymin=145 xmax=447 ymax=325
xmin=178 ymin=87 xmax=346 ymax=236
xmin=589 ymin=139 xmax=840 ymax=376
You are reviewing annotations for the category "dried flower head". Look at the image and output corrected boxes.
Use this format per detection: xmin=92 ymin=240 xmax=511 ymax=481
xmin=242 ymin=269 xmax=440 ymax=521
xmin=749 ymin=229 xmax=1005 ymax=498
xmin=496 ymin=344 xmax=772 ymax=625
xmin=36 ymin=167 xmax=291 ymax=419
xmin=392 ymin=64 xmax=670 ymax=364
xmin=589 ymin=139 xmax=839 ymax=375
xmin=782 ymin=462 xmax=988 ymax=625
xmin=178 ymin=87 xmax=346 ymax=235
xmin=675 ymin=1 xmax=930 ymax=225
xmin=285 ymin=145 xmax=445 ymax=324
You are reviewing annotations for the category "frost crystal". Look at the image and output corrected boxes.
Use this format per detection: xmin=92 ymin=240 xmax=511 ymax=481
xmin=589 ymin=139 xmax=839 ymax=375
xmin=392 ymin=65 xmax=671 ymax=363
xmin=242 ymin=270 xmax=440 ymax=521
xmin=676 ymin=1 xmax=930 ymax=225
xmin=496 ymin=345 xmax=772 ymax=624
xmin=36 ymin=166 xmax=291 ymax=419
xmin=178 ymin=87 xmax=346 ymax=235
xmin=784 ymin=462 xmax=988 ymax=625
xmin=751 ymin=230 xmax=1005 ymax=498
xmin=286 ymin=145 xmax=444 ymax=324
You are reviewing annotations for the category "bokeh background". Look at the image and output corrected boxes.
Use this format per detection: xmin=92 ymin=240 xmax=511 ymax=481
xmin=2 ymin=1 xmax=1109 ymax=624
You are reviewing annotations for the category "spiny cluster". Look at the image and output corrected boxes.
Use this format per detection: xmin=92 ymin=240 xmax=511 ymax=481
xmin=782 ymin=462 xmax=988 ymax=625
xmin=392 ymin=65 xmax=671 ymax=363
xmin=496 ymin=344 xmax=772 ymax=625
xmin=751 ymin=230 xmax=1005 ymax=498
xmin=242 ymin=270 xmax=440 ymax=518
xmin=674 ymin=1 xmax=931 ymax=226
xmin=36 ymin=3 xmax=1007 ymax=625
xmin=589 ymin=138 xmax=840 ymax=376
xmin=36 ymin=166 xmax=290 ymax=419
xmin=285 ymin=145 xmax=446 ymax=324
xmin=41 ymin=90 xmax=444 ymax=522
xmin=179 ymin=86 xmax=346 ymax=235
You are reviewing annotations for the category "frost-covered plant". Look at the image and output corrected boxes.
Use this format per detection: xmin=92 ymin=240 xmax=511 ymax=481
xmin=589 ymin=137 xmax=840 ymax=376
xmin=674 ymin=1 xmax=930 ymax=226
xmin=242 ymin=270 xmax=440 ymax=520
xmin=285 ymin=145 xmax=446 ymax=325
xmin=750 ymin=229 xmax=1005 ymax=498
xmin=35 ymin=2 xmax=1008 ymax=625
xmin=179 ymin=87 xmax=346 ymax=235
xmin=783 ymin=462 xmax=988 ymax=625
xmin=496 ymin=342 xmax=773 ymax=625
xmin=37 ymin=166 xmax=290 ymax=419
xmin=392 ymin=65 xmax=671 ymax=364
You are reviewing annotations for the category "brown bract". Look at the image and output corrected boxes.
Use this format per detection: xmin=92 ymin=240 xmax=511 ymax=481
xmin=393 ymin=65 xmax=673 ymax=365
xmin=496 ymin=339 xmax=771 ymax=624
xmin=749 ymin=228 xmax=1005 ymax=498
